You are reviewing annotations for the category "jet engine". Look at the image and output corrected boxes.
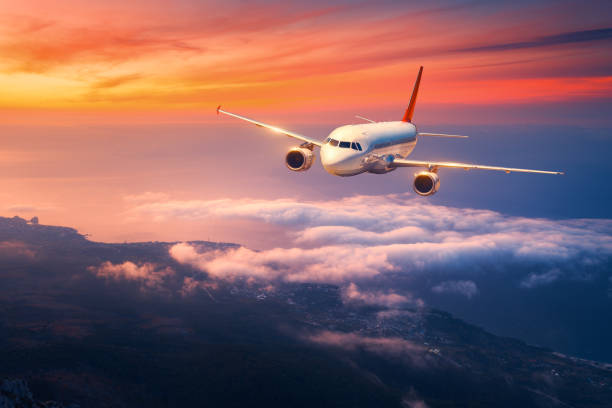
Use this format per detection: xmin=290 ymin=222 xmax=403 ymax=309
xmin=285 ymin=147 xmax=315 ymax=171
xmin=413 ymin=171 xmax=440 ymax=196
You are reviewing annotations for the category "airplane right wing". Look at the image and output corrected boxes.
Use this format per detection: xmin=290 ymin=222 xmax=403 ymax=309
xmin=391 ymin=158 xmax=564 ymax=175
xmin=217 ymin=107 xmax=323 ymax=147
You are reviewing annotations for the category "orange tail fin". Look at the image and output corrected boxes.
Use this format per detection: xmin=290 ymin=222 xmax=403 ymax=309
xmin=402 ymin=66 xmax=423 ymax=122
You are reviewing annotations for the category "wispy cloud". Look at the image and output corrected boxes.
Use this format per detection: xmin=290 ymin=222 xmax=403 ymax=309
xmin=403 ymin=399 xmax=429 ymax=408
xmin=0 ymin=16 xmax=203 ymax=74
xmin=4 ymin=204 xmax=57 ymax=213
xmin=459 ymin=28 xmax=612 ymax=53
xmin=90 ymin=74 xmax=142 ymax=90
xmin=1 ymin=1 xmax=610 ymax=114
xmin=520 ymin=268 xmax=562 ymax=289
xmin=432 ymin=280 xmax=479 ymax=299
xmin=0 ymin=241 xmax=35 ymax=259
xmin=343 ymin=282 xmax=422 ymax=308
xmin=305 ymin=330 xmax=426 ymax=363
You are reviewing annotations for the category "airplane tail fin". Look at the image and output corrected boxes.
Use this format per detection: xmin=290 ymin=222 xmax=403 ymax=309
xmin=402 ymin=66 xmax=423 ymax=123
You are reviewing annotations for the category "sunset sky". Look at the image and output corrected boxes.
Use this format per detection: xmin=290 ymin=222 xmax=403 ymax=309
xmin=0 ymin=0 xmax=611 ymax=245
xmin=1 ymin=0 xmax=610 ymax=122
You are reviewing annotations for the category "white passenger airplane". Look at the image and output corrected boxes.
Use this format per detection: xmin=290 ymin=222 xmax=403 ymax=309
xmin=217 ymin=67 xmax=563 ymax=196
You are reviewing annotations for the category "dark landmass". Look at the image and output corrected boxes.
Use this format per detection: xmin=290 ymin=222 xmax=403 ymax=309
xmin=0 ymin=216 xmax=611 ymax=407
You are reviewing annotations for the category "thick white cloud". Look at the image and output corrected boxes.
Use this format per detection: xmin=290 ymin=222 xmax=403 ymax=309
xmin=432 ymin=280 xmax=479 ymax=298
xmin=170 ymin=243 xmax=392 ymax=283
xmin=130 ymin=193 xmax=611 ymax=289
xmin=89 ymin=261 xmax=174 ymax=291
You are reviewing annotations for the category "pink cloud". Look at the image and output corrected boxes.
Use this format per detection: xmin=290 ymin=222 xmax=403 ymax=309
xmin=0 ymin=241 xmax=35 ymax=259
xmin=305 ymin=330 xmax=426 ymax=364
xmin=180 ymin=276 xmax=218 ymax=299
xmin=89 ymin=261 xmax=174 ymax=291
xmin=343 ymin=282 xmax=420 ymax=308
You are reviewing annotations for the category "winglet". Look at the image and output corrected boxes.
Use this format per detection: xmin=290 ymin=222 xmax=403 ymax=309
xmin=216 ymin=105 xmax=221 ymax=115
xmin=402 ymin=66 xmax=423 ymax=123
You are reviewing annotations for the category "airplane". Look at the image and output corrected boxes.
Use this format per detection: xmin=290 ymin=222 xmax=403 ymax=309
xmin=217 ymin=66 xmax=563 ymax=196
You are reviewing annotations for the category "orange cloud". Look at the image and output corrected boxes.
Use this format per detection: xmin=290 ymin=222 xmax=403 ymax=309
xmin=0 ymin=1 xmax=609 ymax=121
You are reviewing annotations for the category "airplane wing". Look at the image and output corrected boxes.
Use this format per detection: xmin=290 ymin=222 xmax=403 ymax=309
xmin=417 ymin=132 xmax=469 ymax=139
xmin=355 ymin=115 xmax=376 ymax=123
xmin=217 ymin=106 xmax=323 ymax=147
xmin=391 ymin=158 xmax=564 ymax=175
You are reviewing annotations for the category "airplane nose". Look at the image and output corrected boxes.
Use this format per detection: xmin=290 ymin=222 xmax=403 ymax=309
xmin=324 ymin=158 xmax=343 ymax=173
xmin=321 ymin=149 xmax=357 ymax=175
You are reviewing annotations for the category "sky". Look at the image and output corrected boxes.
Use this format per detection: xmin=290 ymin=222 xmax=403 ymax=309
xmin=0 ymin=0 xmax=611 ymax=245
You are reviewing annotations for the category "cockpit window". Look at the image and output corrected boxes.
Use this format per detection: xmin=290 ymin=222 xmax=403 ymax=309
xmin=328 ymin=139 xmax=362 ymax=150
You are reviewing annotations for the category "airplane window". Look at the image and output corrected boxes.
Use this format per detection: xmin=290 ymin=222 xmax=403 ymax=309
xmin=339 ymin=141 xmax=350 ymax=148
xmin=330 ymin=139 xmax=339 ymax=146
xmin=351 ymin=142 xmax=358 ymax=150
xmin=325 ymin=137 xmax=331 ymax=143
xmin=356 ymin=142 xmax=363 ymax=151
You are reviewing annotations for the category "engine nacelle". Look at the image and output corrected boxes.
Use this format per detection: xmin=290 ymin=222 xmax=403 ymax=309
xmin=285 ymin=147 xmax=315 ymax=171
xmin=413 ymin=171 xmax=440 ymax=196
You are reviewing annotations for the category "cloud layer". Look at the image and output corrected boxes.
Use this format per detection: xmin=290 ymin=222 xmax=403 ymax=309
xmin=141 ymin=194 xmax=612 ymax=294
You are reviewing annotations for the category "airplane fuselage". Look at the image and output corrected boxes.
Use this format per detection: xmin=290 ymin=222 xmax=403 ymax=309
xmin=320 ymin=121 xmax=417 ymax=176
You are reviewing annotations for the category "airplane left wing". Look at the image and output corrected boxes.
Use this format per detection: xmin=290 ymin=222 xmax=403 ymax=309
xmin=391 ymin=158 xmax=564 ymax=175
xmin=355 ymin=115 xmax=376 ymax=123
xmin=217 ymin=107 xmax=323 ymax=147
xmin=417 ymin=132 xmax=469 ymax=139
